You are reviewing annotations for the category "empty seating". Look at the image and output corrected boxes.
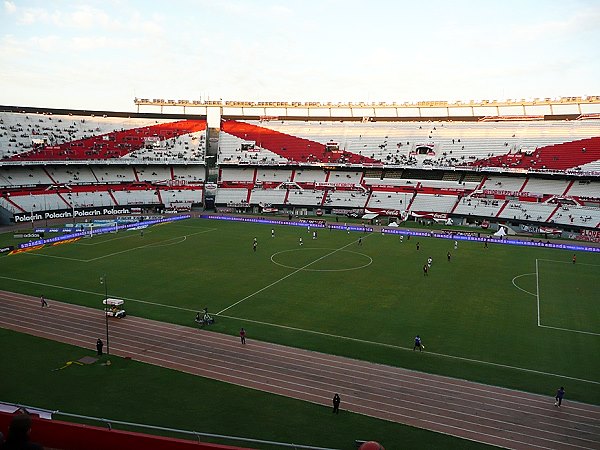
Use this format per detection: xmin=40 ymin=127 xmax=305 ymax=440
xmin=293 ymin=170 xmax=327 ymax=183
xmin=215 ymin=188 xmax=248 ymax=205
xmin=409 ymin=194 xmax=458 ymax=213
xmin=366 ymin=191 xmax=410 ymax=210
xmin=220 ymin=167 xmax=255 ymax=182
xmin=0 ymin=112 xmax=206 ymax=162
xmin=218 ymin=119 xmax=600 ymax=173
xmin=453 ymin=198 xmax=504 ymax=217
xmin=324 ymin=190 xmax=368 ymax=208
xmin=286 ymin=190 xmax=324 ymax=206
xmin=250 ymin=189 xmax=287 ymax=205
xmin=158 ymin=189 xmax=203 ymax=206
xmin=498 ymin=201 xmax=556 ymax=222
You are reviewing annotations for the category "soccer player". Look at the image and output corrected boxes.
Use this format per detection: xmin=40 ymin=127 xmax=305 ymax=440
xmin=253 ymin=238 xmax=257 ymax=252
xmin=416 ymin=242 xmax=420 ymax=251
xmin=572 ymin=254 xmax=576 ymax=264
xmin=271 ymin=229 xmax=275 ymax=238
xmin=447 ymin=251 xmax=451 ymax=261
xmin=413 ymin=335 xmax=423 ymax=351
xmin=313 ymin=231 xmax=317 ymax=240
xmin=358 ymin=237 xmax=362 ymax=246
xmin=454 ymin=240 xmax=458 ymax=250
xmin=400 ymin=235 xmax=404 ymax=243
xmin=427 ymin=256 xmax=433 ymax=268
xmin=299 ymin=237 xmax=303 ymax=246
xmin=423 ymin=264 xmax=428 ymax=276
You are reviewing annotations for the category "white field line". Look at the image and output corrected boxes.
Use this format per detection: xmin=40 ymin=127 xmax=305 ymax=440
xmin=536 ymin=258 xmax=600 ymax=267
xmin=76 ymin=231 xmax=153 ymax=246
xmin=21 ymin=253 xmax=87 ymax=262
xmin=86 ymin=229 xmax=215 ymax=261
xmin=511 ymin=273 xmax=537 ymax=297
xmin=16 ymin=228 xmax=216 ymax=263
xmin=535 ymin=258 xmax=600 ymax=336
xmin=0 ymin=276 xmax=196 ymax=313
xmin=216 ymin=313 xmax=600 ymax=385
xmin=539 ymin=324 xmax=600 ymax=336
xmin=217 ymin=236 xmax=369 ymax=315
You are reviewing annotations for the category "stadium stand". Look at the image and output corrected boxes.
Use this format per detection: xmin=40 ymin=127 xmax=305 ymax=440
xmin=409 ymin=194 xmax=459 ymax=213
xmin=219 ymin=119 xmax=600 ymax=172
xmin=215 ymin=188 xmax=249 ymax=205
xmin=293 ymin=169 xmax=327 ymax=183
xmin=1 ymin=106 xmax=599 ymax=232
xmin=0 ymin=111 xmax=206 ymax=162
xmin=286 ymin=189 xmax=325 ymax=206
xmin=250 ymin=188 xmax=287 ymax=205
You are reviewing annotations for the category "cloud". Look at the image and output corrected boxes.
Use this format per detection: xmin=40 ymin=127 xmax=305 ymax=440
xmin=4 ymin=0 xmax=15 ymax=13
xmin=14 ymin=4 xmax=163 ymax=36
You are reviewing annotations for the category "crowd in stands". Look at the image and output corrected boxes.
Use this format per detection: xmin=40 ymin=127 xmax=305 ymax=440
xmin=0 ymin=112 xmax=206 ymax=163
xmin=218 ymin=119 xmax=600 ymax=173
xmin=1 ymin=111 xmax=599 ymax=229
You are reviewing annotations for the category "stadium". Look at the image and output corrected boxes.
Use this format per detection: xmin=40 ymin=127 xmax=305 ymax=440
xmin=1 ymin=95 xmax=600 ymax=449
xmin=1 ymin=2 xmax=600 ymax=450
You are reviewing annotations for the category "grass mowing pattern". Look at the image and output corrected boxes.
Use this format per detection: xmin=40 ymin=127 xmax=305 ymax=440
xmin=0 ymin=217 xmax=599 ymax=407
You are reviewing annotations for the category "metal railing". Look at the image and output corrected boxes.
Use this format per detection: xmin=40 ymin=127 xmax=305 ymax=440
xmin=1 ymin=401 xmax=340 ymax=450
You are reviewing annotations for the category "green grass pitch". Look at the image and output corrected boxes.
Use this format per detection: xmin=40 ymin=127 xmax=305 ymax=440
xmin=1 ymin=217 xmax=599 ymax=446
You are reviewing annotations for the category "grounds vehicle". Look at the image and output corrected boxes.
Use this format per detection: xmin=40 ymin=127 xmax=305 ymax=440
xmin=103 ymin=298 xmax=126 ymax=318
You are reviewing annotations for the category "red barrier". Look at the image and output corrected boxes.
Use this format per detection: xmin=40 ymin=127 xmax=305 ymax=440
xmin=0 ymin=412 xmax=250 ymax=450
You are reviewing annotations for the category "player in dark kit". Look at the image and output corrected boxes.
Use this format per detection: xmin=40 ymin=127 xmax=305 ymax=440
xmin=555 ymin=387 xmax=565 ymax=406
xmin=332 ymin=393 xmax=341 ymax=414
xmin=413 ymin=335 xmax=423 ymax=351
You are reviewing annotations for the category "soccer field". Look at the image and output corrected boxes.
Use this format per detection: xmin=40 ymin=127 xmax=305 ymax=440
xmin=1 ymin=216 xmax=599 ymax=404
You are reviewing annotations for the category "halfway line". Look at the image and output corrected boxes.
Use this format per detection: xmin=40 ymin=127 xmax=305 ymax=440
xmin=217 ymin=236 xmax=369 ymax=315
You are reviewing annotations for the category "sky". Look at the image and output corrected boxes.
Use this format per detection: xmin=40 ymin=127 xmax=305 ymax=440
xmin=1 ymin=0 xmax=600 ymax=112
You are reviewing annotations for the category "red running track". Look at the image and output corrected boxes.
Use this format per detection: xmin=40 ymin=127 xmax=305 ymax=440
xmin=1 ymin=290 xmax=599 ymax=449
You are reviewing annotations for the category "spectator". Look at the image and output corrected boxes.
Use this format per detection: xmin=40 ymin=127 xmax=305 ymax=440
xmin=1 ymin=413 xmax=44 ymax=450
xmin=554 ymin=386 xmax=565 ymax=407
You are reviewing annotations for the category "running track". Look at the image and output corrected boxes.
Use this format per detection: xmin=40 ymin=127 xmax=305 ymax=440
xmin=1 ymin=290 xmax=599 ymax=450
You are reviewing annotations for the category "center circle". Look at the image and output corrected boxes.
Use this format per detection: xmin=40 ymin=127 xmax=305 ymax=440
xmin=270 ymin=248 xmax=373 ymax=272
